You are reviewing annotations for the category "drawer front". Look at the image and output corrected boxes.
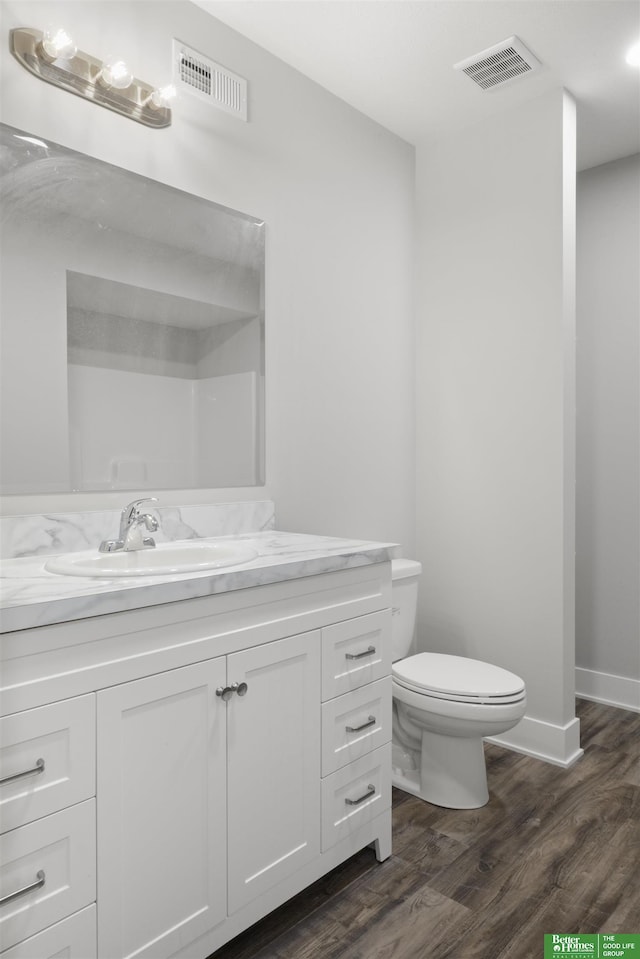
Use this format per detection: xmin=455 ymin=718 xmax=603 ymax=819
xmin=322 ymin=610 xmax=391 ymax=700
xmin=0 ymin=800 xmax=96 ymax=953
xmin=0 ymin=696 xmax=95 ymax=834
xmin=0 ymin=905 xmax=96 ymax=959
xmin=321 ymin=677 xmax=392 ymax=776
xmin=321 ymin=743 xmax=391 ymax=852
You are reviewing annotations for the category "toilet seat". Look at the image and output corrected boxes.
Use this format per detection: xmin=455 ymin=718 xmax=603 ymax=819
xmin=392 ymin=652 xmax=526 ymax=705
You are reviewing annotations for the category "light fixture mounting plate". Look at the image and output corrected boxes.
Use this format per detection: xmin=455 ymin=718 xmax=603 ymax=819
xmin=10 ymin=27 xmax=171 ymax=129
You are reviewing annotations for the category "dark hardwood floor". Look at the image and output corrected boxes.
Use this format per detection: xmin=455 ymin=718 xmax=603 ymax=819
xmin=211 ymin=699 xmax=640 ymax=959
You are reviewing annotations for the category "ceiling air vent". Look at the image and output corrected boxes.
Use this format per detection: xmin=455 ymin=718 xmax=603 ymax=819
xmin=173 ymin=39 xmax=247 ymax=120
xmin=454 ymin=36 xmax=541 ymax=91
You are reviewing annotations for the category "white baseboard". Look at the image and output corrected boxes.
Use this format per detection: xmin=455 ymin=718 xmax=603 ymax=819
xmin=486 ymin=714 xmax=583 ymax=768
xmin=575 ymin=666 xmax=640 ymax=713
xmin=486 ymin=672 xmax=640 ymax=765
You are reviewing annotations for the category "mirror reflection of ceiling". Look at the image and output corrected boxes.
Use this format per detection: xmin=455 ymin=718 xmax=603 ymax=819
xmin=67 ymin=273 xmax=256 ymax=331
xmin=1 ymin=129 xmax=264 ymax=265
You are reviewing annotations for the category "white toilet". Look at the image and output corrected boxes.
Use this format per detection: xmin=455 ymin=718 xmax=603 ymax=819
xmin=391 ymin=558 xmax=527 ymax=809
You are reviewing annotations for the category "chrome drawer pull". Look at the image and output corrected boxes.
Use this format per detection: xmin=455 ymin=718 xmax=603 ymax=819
xmin=345 ymin=784 xmax=376 ymax=806
xmin=0 ymin=870 xmax=45 ymax=907
xmin=346 ymin=715 xmax=376 ymax=733
xmin=345 ymin=645 xmax=376 ymax=661
xmin=0 ymin=758 xmax=45 ymax=786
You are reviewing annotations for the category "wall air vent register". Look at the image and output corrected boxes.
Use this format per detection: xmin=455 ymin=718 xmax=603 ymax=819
xmin=173 ymin=39 xmax=248 ymax=120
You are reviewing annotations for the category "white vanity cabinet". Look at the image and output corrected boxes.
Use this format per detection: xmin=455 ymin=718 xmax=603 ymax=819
xmin=0 ymin=697 xmax=97 ymax=957
xmin=319 ymin=610 xmax=393 ymax=853
xmin=0 ymin=562 xmax=392 ymax=959
xmin=97 ymin=633 xmax=321 ymax=959
xmin=96 ymin=658 xmax=228 ymax=959
xmin=225 ymin=633 xmax=321 ymax=915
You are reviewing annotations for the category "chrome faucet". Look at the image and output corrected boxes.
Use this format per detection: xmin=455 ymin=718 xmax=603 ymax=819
xmin=99 ymin=498 xmax=160 ymax=553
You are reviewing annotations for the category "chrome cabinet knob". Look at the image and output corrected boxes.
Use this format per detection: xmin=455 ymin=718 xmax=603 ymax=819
xmin=216 ymin=682 xmax=249 ymax=700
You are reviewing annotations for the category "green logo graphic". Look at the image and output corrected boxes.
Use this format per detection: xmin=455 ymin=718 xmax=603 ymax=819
xmin=544 ymin=935 xmax=640 ymax=958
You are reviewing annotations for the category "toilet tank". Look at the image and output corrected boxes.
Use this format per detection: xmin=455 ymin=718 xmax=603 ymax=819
xmin=391 ymin=559 xmax=422 ymax=660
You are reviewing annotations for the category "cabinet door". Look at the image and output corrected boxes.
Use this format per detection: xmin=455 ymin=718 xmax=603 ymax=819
xmin=97 ymin=659 xmax=227 ymax=959
xmin=227 ymin=631 xmax=321 ymax=914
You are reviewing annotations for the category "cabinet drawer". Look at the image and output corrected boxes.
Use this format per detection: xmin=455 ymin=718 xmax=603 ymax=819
xmin=321 ymin=677 xmax=392 ymax=776
xmin=321 ymin=743 xmax=391 ymax=852
xmin=0 ymin=696 xmax=95 ymax=834
xmin=322 ymin=610 xmax=391 ymax=700
xmin=0 ymin=800 xmax=96 ymax=953
xmin=0 ymin=905 xmax=96 ymax=959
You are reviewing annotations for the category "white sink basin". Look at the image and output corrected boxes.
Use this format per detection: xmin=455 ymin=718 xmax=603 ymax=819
xmin=45 ymin=541 xmax=259 ymax=578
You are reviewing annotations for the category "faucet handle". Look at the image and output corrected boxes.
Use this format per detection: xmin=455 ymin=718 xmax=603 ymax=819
xmin=121 ymin=496 xmax=158 ymax=523
xmin=123 ymin=496 xmax=158 ymax=516
xmin=117 ymin=497 xmax=159 ymax=541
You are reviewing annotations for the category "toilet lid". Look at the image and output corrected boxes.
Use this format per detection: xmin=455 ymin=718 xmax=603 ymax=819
xmin=392 ymin=652 xmax=526 ymax=704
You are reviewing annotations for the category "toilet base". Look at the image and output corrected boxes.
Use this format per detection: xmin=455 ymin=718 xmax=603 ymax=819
xmin=420 ymin=731 xmax=489 ymax=808
xmin=391 ymin=766 xmax=422 ymax=796
xmin=392 ymin=731 xmax=490 ymax=809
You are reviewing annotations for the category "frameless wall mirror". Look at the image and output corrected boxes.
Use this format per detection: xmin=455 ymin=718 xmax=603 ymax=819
xmin=0 ymin=123 xmax=265 ymax=493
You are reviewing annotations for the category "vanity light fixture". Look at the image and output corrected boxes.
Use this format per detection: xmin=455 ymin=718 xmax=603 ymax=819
xmin=143 ymin=83 xmax=177 ymax=110
xmin=10 ymin=26 xmax=173 ymax=128
xmin=626 ymin=40 xmax=640 ymax=67
xmin=41 ymin=26 xmax=76 ymax=61
xmin=95 ymin=55 xmax=134 ymax=91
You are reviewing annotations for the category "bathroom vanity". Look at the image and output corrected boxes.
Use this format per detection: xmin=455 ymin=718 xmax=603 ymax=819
xmin=0 ymin=527 xmax=394 ymax=959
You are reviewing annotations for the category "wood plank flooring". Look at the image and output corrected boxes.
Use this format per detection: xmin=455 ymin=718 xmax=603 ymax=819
xmin=211 ymin=699 xmax=640 ymax=959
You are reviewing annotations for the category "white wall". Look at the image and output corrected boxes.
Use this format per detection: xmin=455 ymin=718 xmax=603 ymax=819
xmin=576 ymin=154 xmax=640 ymax=711
xmin=0 ymin=0 xmax=415 ymax=552
xmin=415 ymin=90 xmax=580 ymax=765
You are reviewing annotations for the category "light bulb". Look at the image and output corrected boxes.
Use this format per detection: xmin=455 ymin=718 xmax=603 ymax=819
xmin=97 ymin=56 xmax=133 ymax=90
xmin=145 ymin=83 xmax=177 ymax=110
xmin=626 ymin=40 xmax=640 ymax=67
xmin=41 ymin=26 xmax=77 ymax=61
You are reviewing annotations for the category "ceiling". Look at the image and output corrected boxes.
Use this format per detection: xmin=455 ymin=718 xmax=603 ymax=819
xmin=194 ymin=0 xmax=640 ymax=170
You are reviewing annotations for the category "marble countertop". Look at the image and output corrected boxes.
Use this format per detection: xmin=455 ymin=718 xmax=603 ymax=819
xmin=0 ymin=531 xmax=396 ymax=633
